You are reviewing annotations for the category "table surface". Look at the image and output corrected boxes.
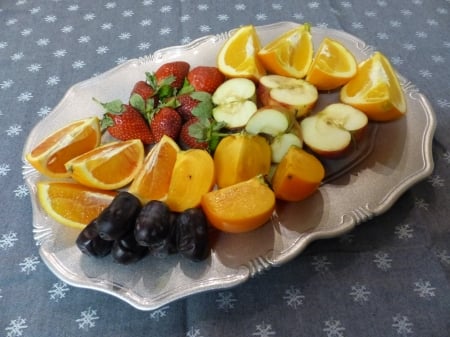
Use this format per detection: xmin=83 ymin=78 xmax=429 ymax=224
xmin=1 ymin=1 xmax=450 ymax=336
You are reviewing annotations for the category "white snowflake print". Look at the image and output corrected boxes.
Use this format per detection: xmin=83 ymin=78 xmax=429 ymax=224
xmin=198 ymin=4 xmax=208 ymax=10
xmin=11 ymin=52 xmax=25 ymax=61
xmin=292 ymin=12 xmax=304 ymax=20
xmin=283 ymin=286 xmax=305 ymax=308
xmin=414 ymin=197 xmax=429 ymax=210
xmin=101 ymin=23 xmax=113 ymax=30
xmin=428 ymin=174 xmax=445 ymax=187
xmin=17 ymin=92 xmax=33 ymax=102
xmin=311 ymin=255 xmax=331 ymax=272
xmin=83 ymin=13 xmax=96 ymax=21
xmin=160 ymin=5 xmax=172 ymax=13
xmin=78 ymin=35 xmax=91 ymax=43
xmin=36 ymin=38 xmax=50 ymax=46
xmin=400 ymin=9 xmax=413 ymax=16
xmin=1 ymin=79 xmax=14 ymax=89
xmin=0 ymin=231 xmax=18 ymax=249
xmin=432 ymin=55 xmax=445 ymax=63
xmin=427 ymin=19 xmax=439 ymax=26
xmin=37 ymin=106 xmax=52 ymax=117
xmin=186 ymin=326 xmax=203 ymax=337
xmin=96 ymin=46 xmax=109 ymax=54
xmin=419 ymin=69 xmax=432 ymax=78
xmin=364 ymin=10 xmax=377 ymax=17
xmin=14 ymin=184 xmax=29 ymax=198
xmin=46 ymin=76 xmax=60 ymax=86
xmin=159 ymin=27 xmax=171 ymax=35
xmin=21 ymin=28 xmax=32 ymax=36
xmin=352 ymin=22 xmax=364 ymax=29
xmin=19 ymin=255 xmax=40 ymax=274
xmin=199 ymin=25 xmax=211 ymax=33
xmin=44 ymin=15 xmax=57 ymax=23
xmin=122 ymin=10 xmax=134 ymax=17
xmin=0 ymin=163 xmax=11 ymax=176
xmin=390 ymin=20 xmax=402 ymax=27
xmin=403 ymin=43 xmax=416 ymax=51
xmin=252 ymin=321 xmax=276 ymax=337
xmin=235 ymin=4 xmax=246 ymax=10
xmin=392 ymin=313 xmax=413 ymax=336
xmin=140 ymin=19 xmax=152 ymax=26
xmin=443 ymin=152 xmax=450 ymax=164
xmin=436 ymin=7 xmax=448 ymax=14
xmin=395 ymin=224 xmax=414 ymax=240
xmin=138 ymin=42 xmax=151 ymax=50
xmin=180 ymin=14 xmax=191 ymax=22
xmin=53 ymin=49 xmax=66 ymax=57
xmin=437 ymin=99 xmax=450 ymax=108
xmin=376 ymin=32 xmax=389 ymax=40
xmin=435 ymin=249 xmax=450 ymax=265
xmin=27 ymin=63 xmax=42 ymax=72
xmin=6 ymin=18 xmax=18 ymax=26
xmin=61 ymin=25 xmax=74 ymax=33
xmin=115 ymin=57 xmax=128 ymax=64
xmin=142 ymin=0 xmax=154 ymax=5
xmin=6 ymin=124 xmax=23 ymax=136
xmin=180 ymin=37 xmax=191 ymax=44
xmin=272 ymin=3 xmax=282 ymax=10
xmin=308 ymin=2 xmax=320 ymax=9
xmin=413 ymin=280 xmax=436 ymax=299
xmin=216 ymin=291 xmax=237 ymax=311
xmin=105 ymin=2 xmax=116 ymax=9
xmin=349 ymin=283 xmax=371 ymax=303
xmin=5 ymin=316 xmax=28 ymax=337
xmin=72 ymin=60 xmax=86 ymax=69
xmin=373 ymin=251 xmax=392 ymax=271
xmin=416 ymin=31 xmax=427 ymax=38
xmin=0 ymin=41 xmax=8 ymax=48
xmin=323 ymin=318 xmax=345 ymax=337
xmin=118 ymin=32 xmax=131 ymax=40
xmin=76 ymin=307 xmax=99 ymax=330
xmin=377 ymin=0 xmax=387 ymax=6
xmin=256 ymin=13 xmax=268 ymax=21
xmin=49 ymin=281 xmax=70 ymax=301
xmin=217 ymin=14 xmax=229 ymax=21
xmin=67 ymin=4 xmax=79 ymax=11
xmin=29 ymin=6 xmax=40 ymax=14
xmin=149 ymin=306 xmax=169 ymax=321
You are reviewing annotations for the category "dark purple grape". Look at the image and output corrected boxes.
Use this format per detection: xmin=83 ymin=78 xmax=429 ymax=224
xmin=174 ymin=208 xmax=210 ymax=261
xmin=134 ymin=200 xmax=172 ymax=247
xmin=111 ymin=230 xmax=148 ymax=264
xmin=76 ymin=220 xmax=113 ymax=257
xmin=95 ymin=192 xmax=142 ymax=241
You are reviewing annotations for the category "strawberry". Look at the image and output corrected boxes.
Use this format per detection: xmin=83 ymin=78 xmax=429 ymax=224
xmin=130 ymin=80 xmax=155 ymax=102
xmin=187 ymin=66 xmax=225 ymax=94
xmin=155 ymin=61 xmax=190 ymax=90
xmin=149 ymin=107 xmax=182 ymax=142
xmin=179 ymin=117 xmax=209 ymax=150
xmin=95 ymin=98 xmax=154 ymax=145
xmin=176 ymin=91 xmax=213 ymax=122
xmin=129 ymin=80 xmax=158 ymax=119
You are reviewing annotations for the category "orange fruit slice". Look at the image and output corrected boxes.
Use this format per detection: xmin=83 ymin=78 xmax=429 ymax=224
xmin=258 ymin=23 xmax=313 ymax=78
xmin=26 ymin=117 xmax=101 ymax=178
xmin=305 ymin=37 xmax=357 ymax=91
xmin=217 ymin=25 xmax=266 ymax=81
xmin=166 ymin=149 xmax=215 ymax=212
xmin=128 ymin=135 xmax=180 ymax=203
xmin=201 ymin=175 xmax=275 ymax=233
xmin=271 ymin=146 xmax=325 ymax=202
xmin=340 ymin=51 xmax=406 ymax=121
xmin=65 ymin=139 xmax=144 ymax=190
xmin=37 ymin=181 xmax=117 ymax=230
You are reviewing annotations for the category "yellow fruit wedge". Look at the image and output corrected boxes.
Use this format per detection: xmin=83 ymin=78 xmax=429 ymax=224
xmin=65 ymin=139 xmax=144 ymax=190
xmin=340 ymin=51 xmax=406 ymax=121
xmin=128 ymin=135 xmax=180 ymax=203
xmin=217 ymin=25 xmax=266 ymax=81
xmin=258 ymin=23 xmax=313 ymax=78
xmin=26 ymin=117 xmax=101 ymax=178
xmin=305 ymin=37 xmax=357 ymax=90
xmin=37 ymin=181 xmax=117 ymax=230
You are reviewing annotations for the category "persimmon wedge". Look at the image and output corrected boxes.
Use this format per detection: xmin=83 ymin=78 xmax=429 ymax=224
xmin=201 ymin=175 xmax=275 ymax=233
xmin=271 ymin=146 xmax=325 ymax=202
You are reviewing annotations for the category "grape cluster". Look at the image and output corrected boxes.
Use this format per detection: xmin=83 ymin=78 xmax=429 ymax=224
xmin=76 ymin=192 xmax=210 ymax=264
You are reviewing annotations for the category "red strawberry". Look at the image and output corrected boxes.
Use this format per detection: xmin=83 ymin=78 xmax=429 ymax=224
xmin=176 ymin=91 xmax=213 ymax=122
xmin=179 ymin=117 xmax=209 ymax=150
xmin=149 ymin=107 xmax=182 ymax=142
xmin=95 ymin=98 xmax=154 ymax=144
xmin=130 ymin=80 xmax=155 ymax=102
xmin=155 ymin=61 xmax=190 ymax=90
xmin=129 ymin=80 xmax=158 ymax=119
xmin=187 ymin=66 xmax=225 ymax=94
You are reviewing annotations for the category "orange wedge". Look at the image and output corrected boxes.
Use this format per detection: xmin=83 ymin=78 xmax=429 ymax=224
xmin=26 ymin=117 xmax=101 ymax=178
xmin=65 ymin=139 xmax=144 ymax=190
xmin=128 ymin=135 xmax=180 ymax=203
xmin=37 ymin=181 xmax=117 ymax=230
xmin=258 ymin=23 xmax=313 ymax=78
xmin=340 ymin=51 xmax=406 ymax=121
xmin=217 ymin=25 xmax=266 ymax=81
xmin=305 ymin=38 xmax=357 ymax=91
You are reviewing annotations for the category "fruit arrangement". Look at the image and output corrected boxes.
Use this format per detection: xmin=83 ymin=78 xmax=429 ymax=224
xmin=26 ymin=23 xmax=406 ymax=264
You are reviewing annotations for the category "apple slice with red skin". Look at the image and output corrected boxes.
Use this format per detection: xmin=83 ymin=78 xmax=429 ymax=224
xmin=257 ymin=75 xmax=318 ymax=118
xmin=300 ymin=103 xmax=368 ymax=158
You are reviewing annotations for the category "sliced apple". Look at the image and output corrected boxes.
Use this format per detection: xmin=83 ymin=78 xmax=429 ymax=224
xmin=300 ymin=103 xmax=368 ymax=158
xmin=245 ymin=106 xmax=293 ymax=137
xmin=212 ymin=78 xmax=257 ymax=128
xmin=257 ymin=74 xmax=318 ymax=118
xmin=270 ymin=133 xmax=303 ymax=163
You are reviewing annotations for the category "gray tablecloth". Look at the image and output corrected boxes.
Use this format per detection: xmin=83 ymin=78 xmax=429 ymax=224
xmin=1 ymin=1 xmax=449 ymax=336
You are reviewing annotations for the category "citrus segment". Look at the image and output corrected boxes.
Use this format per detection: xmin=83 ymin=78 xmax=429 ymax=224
xmin=305 ymin=38 xmax=357 ymax=90
xmin=271 ymin=146 xmax=325 ymax=202
xmin=340 ymin=51 xmax=406 ymax=121
xmin=217 ymin=25 xmax=266 ymax=81
xmin=166 ymin=149 xmax=215 ymax=212
xmin=258 ymin=24 xmax=313 ymax=78
xmin=26 ymin=117 xmax=101 ymax=178
xmin=65 ymin=139 xmax=144 ymax=190
xmin=201 ymin=176 xmax=275 ymax=233
xmin=128 ymin=135 xmax=180 ymax=203
xmin=37 ymin=181 xmax=117 ymax=230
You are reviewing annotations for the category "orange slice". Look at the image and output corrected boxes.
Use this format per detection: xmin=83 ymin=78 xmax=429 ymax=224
xmin=340 ymin=51 xmax=406 ymax=121
xmin=128 ymin=135 xmax=180 ymax=203
xmin=258 ymin=23 xmax=313 ymax=78
xmin=26 ymin=117 xmax=101 ymax=178
xmin=65 ymin=139 xmax=144 ymax=190
xmin=217 ymin=25 xmax=266 ymax=81
xmin=37 ymin=181 xmax=117 ymax=230
xmin=305 ymin=37 xmax=357 ymax=91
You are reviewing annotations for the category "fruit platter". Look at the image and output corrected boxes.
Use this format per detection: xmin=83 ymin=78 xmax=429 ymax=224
xmin=22 ymin=21 xmax=435 ymax=310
